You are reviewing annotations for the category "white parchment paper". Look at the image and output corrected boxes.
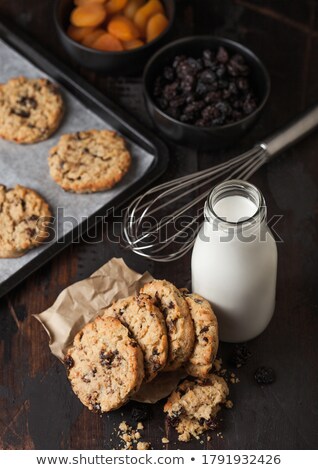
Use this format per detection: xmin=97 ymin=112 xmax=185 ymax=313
xmin=0 ymin=39 xmax=154 ymax=287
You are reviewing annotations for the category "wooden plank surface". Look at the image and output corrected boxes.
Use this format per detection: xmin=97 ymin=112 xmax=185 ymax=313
xmin=0 ymin=0 xmax=318 ymax=450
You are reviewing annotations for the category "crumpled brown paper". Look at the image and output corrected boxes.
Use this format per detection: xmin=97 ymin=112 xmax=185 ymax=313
xmin=34 ymin=258 xmax=186 ymax=403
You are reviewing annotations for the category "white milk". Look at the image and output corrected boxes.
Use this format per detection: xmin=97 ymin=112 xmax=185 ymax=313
xmin=213 ymin=195 xmax=257 ymax=223
xmin=191 ymin=180 xmax=277 ymax=342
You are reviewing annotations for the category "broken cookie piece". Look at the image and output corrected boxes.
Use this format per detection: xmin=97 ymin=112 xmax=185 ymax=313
xmin=164 ymin=374 xmax=229 ymax=442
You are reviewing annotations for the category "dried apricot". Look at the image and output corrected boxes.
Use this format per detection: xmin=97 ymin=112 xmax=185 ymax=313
xmin=124 ymin=0 xmax=145 ymax=19
xmin=92 ymin=32 xmax=124 ymax=51
xmin=67 ymin=25 xmax=95 ymax=42
xmin=134 ymin=0 xmax=163 ymax=34
xmin=146 ymin=12 xmax=168 ymax=42
xmin=106 ymin=0 xmax=128 ymax=14
xmin=108 ymin=15 xmax=140 ymax=41
xmin=82 ymin=28 xmax=105 ymax=47
xmin=123 ymin=39 xmax=144 ymax=50
xmin=70 ymin=5 xmax=107 ymax=28
xmin=75 ymin=0 xmax=106 ymax=6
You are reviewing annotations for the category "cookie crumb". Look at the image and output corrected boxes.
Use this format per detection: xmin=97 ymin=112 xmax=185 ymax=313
xmin=213 ymin=358 xmax=222 ymax=372
xmin=117 ymin=420 xmax=150 ymax=450
xmin=119 ymin=421 xmax=128 ymax=432
xmin=225 ymin=400 xmax=233 ymax=409
xmin=137 ymin=442 xmax=151 ymax=450
xmin=162 ymin=437 xmax=169 ymax=444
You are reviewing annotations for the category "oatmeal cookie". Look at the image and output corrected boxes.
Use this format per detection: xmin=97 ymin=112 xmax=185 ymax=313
xmin=181 ymin=291 xmax=219 ymax=378
xmin=140 ymin=280 xmax=195 ymax=371
xmin=0 ymin=76 xmax=64 ymax=144
xmin=0 ymin=184 xmax=52 ymax=258
xmin=48 ymin=129 xmax=131 ymax=193
xmin=101 ymin=294 xmax=168 ymax=382
xmin=65 ymin=316 xmax=144 ymax=413
xmin=164 ymin=374 xmax=229 ymax=442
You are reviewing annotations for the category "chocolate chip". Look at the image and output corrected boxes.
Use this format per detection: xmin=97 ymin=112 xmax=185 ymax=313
xmin=168 ymin=301 xmax=175 ymax=309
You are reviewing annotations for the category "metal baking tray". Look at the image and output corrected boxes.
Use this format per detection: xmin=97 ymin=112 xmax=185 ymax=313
xmin=0 ymin=19 xmax=169 ymax=298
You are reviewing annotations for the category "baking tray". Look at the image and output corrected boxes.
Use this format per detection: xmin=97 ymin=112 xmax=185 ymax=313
xmin=0 ymin=18 xmax=169 ymax=298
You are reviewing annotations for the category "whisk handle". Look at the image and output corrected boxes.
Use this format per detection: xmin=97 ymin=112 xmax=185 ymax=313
xmin=261 ymin=103 xmax=318 ymax=159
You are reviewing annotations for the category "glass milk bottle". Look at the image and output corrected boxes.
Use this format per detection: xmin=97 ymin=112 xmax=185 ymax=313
xmin=191 ymin=180 xmax=277 ymax=342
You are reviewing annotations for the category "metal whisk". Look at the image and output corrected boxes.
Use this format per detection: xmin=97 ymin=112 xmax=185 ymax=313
xmin=123 ymin=104 xmax=318 ymax=262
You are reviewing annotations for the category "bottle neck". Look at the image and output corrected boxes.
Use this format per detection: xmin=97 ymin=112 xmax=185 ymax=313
xmin=204 ymin=180 xmax=267 ymax=234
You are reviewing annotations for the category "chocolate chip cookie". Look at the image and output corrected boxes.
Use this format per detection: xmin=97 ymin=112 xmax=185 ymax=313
xmin=0 ymin=184 xmax=52 ymax=258
xmin=181 ymin=291 xmax=219 ymax=378
xmin=140 ymin=280 xmax=195 ymax=371
xmin=48 ymin=130 xmax=131 ymax=193
xmin=101 ymin=294 xmax=168 ymax=382
xmin=65 ymin=316 xmax=144 ymax=413
xmin=0 ymin=76 xmax=64 ymax=144
xmin=164 ymin=374 xmax=229 ymax=442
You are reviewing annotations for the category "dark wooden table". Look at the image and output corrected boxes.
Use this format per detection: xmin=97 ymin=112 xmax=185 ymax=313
xmin=1 ymin=0 xmax=318 ymax=450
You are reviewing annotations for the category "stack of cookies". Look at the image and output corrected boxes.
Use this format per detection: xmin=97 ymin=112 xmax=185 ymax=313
xmin=64 ymin=279 xmax=229 ymax=441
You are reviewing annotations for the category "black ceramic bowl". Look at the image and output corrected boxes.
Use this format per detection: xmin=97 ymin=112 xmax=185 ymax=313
xmin=54 ymin=0 xmax=175 ymax=75
xmin=143 ymin=36 xmax=271 ymax=149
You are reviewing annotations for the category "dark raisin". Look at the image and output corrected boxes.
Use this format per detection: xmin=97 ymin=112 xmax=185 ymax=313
xmin=230 ymin=343 xmax=252 ymax=367
xmin=254 ymin=367 xmax=276 ymax=385
xmin=216 ymin=64 xmax=227 ymax=78
xmin=172 ymin=55 xmax=187 ymax=69
xmin=216 ymin=46 xmax=229 ymax=64
xmin=169 ymin=96 xmax=186 ymax=109
xmin=18 ymin=96 xmax=37 ymax=109
xmin=163 ymin=81 xmax=179 ymax=100
xmin=11 ymin=109 xmax=30 ymax=118
xmin=195 ymin=81 xmax=208 ymax=96
xmin=200 ymin=69 xmax=216 ymax=84
xmin=93 ymin=403 xmax=101 ymax=413
xmin=154 ymin=293 xmax=162 ymax=310
xmin=206 ymin=417 xmax=219 ymax=431
xmin=131 ymin=405 xmax=151 ymax=424
xmin=204 ymin=91 xmax=221 ymax=104
xmin=25 ymin=228 xmax=36 ymax=238
xmin=82 ymin=375 xmax=91 ymax=383
xmin=200 ymin=326 xmax=209 ymax=334
xmin=163 ymin=66 xmax=175 ymax=81
xmin=64 ymin=355 xmax=74 ymax=370
xmin=28 ymin=214 xmax=38 ymax=221
xmin=167 ymin=413 xmax=180 ymax=427
xmin=100 ymin=349 xmax=118 ymax=368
